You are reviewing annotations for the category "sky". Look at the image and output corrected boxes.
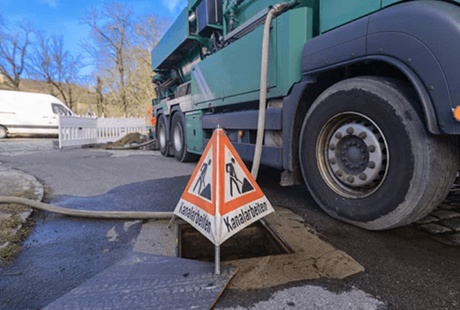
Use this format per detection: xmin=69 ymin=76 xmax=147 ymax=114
xmin=0 ymin=0 xmax=187 ymax=65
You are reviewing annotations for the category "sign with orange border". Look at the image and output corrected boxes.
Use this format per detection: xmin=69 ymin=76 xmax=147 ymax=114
xmin=174 ymin=128 xmax=274 ymax=245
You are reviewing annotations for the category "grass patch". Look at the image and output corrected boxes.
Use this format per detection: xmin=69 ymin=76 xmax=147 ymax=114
xmin=0 ymin=202 xmax=34 ymax=265
xmin=0 ymin=217 xmax=22 ymax=234
xmin=0 ymin=203 xmax=30 ymax=214
xmin=0 ymin=243 xmax=20 ymax=264
xmin=10 ymin=187 xmax=38 ymax=200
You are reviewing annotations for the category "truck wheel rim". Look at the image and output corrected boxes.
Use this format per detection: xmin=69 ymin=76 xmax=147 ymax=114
xmin=317 ymin=112 xmax=389 ymax=198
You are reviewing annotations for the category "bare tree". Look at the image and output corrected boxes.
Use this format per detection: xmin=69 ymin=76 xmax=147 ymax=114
xmin=82 ymin=1 xmax=134 ymax=116
xmin=133 ymin=15 xmax=165 ymax=53
xmin=82 ymin=2 xmax=163 ymax=117
xmin=123 ymin=15 xmax=166 ymax=116
xmin=0 ymin=21 xmax=32 ymax=90
xmin=29 ymin=32 xmax=82 ymax=110
xmin=95 ymin=75 xmax=106 ymax=116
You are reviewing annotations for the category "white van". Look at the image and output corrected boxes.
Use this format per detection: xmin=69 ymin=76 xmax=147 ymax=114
xmin=0 ymin=90 xmax=74 ymax=138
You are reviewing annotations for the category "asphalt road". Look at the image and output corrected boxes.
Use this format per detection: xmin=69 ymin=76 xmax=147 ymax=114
xmin=0 ymin=140 xmax=459 ymax=309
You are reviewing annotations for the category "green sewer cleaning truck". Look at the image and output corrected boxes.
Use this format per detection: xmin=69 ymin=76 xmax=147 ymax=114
xmin=150 ymin=0 xmax=460 ymax=230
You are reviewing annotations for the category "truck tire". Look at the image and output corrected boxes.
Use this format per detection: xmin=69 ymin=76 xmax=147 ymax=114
xmin=171 ymin=112 xmax=197 ymax=162
xmin=157 ymin=115 xmax=169 ymax=156
xmin=0 ymin=126 xmax=7 ymax=139
xmin=299 ymin=77 xmax=459 ymax=230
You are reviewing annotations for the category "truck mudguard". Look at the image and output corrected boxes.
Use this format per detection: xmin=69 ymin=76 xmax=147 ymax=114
xmin=302 ymin=0 xmax=460 ymax=134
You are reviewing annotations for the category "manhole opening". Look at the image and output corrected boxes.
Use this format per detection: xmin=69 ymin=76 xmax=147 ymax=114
xmin=177 ymin=221 xmax=294 ymax=262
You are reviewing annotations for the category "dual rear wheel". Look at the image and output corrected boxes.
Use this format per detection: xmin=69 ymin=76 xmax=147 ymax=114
xmin=156 ymin=112 xmax=196 ymax=162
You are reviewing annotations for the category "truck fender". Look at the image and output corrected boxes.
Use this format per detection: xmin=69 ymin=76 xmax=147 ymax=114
xmin=302 ymin=0 xmax=460 ymax=134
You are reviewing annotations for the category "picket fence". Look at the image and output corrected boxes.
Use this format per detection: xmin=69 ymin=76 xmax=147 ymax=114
xmin=58 ymin=115 xmax=148 ymax=148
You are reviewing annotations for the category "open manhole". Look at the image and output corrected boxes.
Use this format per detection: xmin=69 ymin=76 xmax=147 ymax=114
xmin=177 ymin=220 xmax=294 ymax=262
xmin=132 ymin=208 xmax=364 ymax=290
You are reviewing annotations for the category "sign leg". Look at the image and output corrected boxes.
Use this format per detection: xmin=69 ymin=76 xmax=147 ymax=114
xmin=167 ymin=214 xmax=176 ymax=228
xmin=215 ymin=245 xmax=221 ymax=275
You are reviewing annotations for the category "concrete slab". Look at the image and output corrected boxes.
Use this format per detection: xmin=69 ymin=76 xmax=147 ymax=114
xmin=44 ymin=252 xmax=237 ymax=310
xmin=225 ymin=208 xmax=364 ymax=289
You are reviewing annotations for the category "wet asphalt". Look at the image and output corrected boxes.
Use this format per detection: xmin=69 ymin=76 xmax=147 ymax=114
xmin=0 ymin=140 xmax=459 ymax=309
xmin=0 ymin=147 xmax=195 ymax=309
xmin=243 ymin=173 xmax=460 ymax=310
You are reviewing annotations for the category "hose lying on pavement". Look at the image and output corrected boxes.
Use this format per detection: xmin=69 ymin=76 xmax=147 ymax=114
xmin=105 ymin=139 xmax=156 ymax=150
xmin=0 ymin=196 xmax=173 ymax=220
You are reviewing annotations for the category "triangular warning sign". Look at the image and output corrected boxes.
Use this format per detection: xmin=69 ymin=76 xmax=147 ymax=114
xmin=174 ymin=128 xmax=274 ymax=245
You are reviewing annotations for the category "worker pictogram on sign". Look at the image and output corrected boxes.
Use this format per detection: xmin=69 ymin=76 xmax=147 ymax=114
xmin=190 ymin=149 xmax=213 ymax=201
xmin=225 ymin=156 xmax=254 ymax=199
xmin=174 ymin=128 xmax=274 ymax=246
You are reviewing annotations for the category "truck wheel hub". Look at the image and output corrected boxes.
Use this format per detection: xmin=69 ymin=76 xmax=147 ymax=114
xmin=322 ymin=114 xmax=388 ymax=196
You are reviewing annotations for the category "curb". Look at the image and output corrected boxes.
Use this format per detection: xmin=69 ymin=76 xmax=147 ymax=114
xmin=0 ymin=164 xmax=44 ymax=252
xmin=0 ymin=165 xmax=44 ymax=201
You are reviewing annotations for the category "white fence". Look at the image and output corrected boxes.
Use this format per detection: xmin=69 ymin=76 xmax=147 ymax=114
xmin=59 ymin=115 xmax=148 ymax=148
